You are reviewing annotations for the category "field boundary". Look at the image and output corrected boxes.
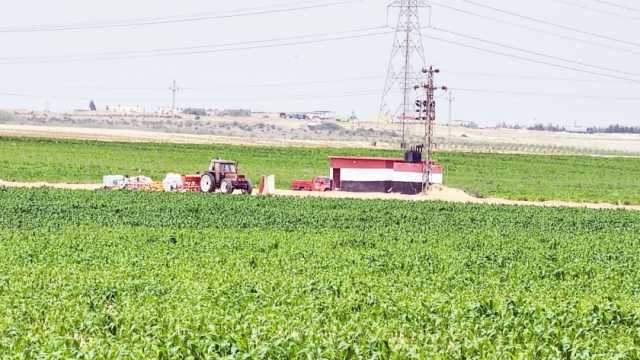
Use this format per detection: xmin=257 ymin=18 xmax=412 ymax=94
xmin=2 ymin=180 xmax=638 ymax=212
xmin=2 ymin=124 xmax=640 ymax=158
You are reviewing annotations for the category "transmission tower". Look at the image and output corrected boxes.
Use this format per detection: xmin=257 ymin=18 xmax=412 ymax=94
xmin=379 ymin=0 xmax=428 ymax=147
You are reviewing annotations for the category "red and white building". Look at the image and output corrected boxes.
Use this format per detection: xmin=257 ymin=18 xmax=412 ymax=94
xmin=328 ymin=156 xmax=444 ymax=195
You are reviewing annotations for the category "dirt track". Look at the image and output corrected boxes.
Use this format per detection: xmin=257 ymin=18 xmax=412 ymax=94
xmin=1 ymin=180 xmax=637 ymax=212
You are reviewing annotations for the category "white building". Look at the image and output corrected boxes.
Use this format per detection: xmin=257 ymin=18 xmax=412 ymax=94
xmin=104 ymin=105 xmax=145 ymax=114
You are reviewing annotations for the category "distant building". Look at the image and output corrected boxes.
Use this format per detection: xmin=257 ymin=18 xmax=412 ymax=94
xmin=157 ymin=107 xmax=174 ymax=116
xmin=565 ymin=126 xmax=589 ymax=134
xmin=277 ymin=110 xmax=336 ymax=120
xmin=12 ymin=109 xmax=34 ymax=116
xmin=104 ymin=105 xmax=145 ymax=114
xmin=309 ymin=111 xmax=336 ymax=120
xmin=287 ymin=113 xmax=309 ymax=120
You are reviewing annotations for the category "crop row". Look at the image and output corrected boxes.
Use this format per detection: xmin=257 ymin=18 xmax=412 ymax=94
xmin=1 ymin=188 xmax=640 ymax=357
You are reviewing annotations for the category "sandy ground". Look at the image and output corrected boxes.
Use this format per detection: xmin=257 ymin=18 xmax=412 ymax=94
xmin=0 ymin=124 xmax=394 ymax=149
xmin=2 ymin=180 xmax=637 ymax=212
xmin=2 ymin=122 xmax=640 ymax=155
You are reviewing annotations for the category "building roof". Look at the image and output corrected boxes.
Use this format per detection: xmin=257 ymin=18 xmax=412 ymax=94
xmin=328 ymin=156 xmax=405 ymax=162
xmin=329 ymin=156 xmax=442 ymax=170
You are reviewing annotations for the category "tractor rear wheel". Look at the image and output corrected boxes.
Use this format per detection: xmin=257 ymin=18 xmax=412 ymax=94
xmin=220 ymin=179 xmax=234 ymax=194
xmin=200 ymin=173 xmax=215 ymax=193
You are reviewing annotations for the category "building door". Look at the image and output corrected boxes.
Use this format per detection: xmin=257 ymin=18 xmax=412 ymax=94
xmin=332 ymin=168 xmax=341 ymax=190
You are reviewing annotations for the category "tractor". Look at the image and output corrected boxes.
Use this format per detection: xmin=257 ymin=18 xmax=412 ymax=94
xmin=199 ymin=159 xmax=253 ymax=194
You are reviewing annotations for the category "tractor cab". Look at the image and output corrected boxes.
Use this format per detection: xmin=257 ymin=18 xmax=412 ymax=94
xmin=200 ymin=158 xmax=252 ymax=194
xmin=209 ymin=160 xmax=237 ymax=184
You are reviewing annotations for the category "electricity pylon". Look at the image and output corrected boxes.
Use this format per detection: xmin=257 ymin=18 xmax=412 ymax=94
xmin=379 ymin=0 xmax=429 ymax=147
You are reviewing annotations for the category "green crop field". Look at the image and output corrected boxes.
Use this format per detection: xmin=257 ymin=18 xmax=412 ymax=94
xmin=1 ymin=136 xmax=640 ymax=204
xmin=1 ymin=188 xmax=640 ymax=357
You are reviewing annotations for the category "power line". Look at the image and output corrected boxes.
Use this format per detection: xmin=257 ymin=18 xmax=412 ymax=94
xmin=0 ymin=91 xmax=85 ymax=100
xmin=550 ymin=0 xmax=640 ymax=21
xmin=0 ymin=0 xmax=364 ymax=33
xmin=0 ymin=89 xmax=388 ymax=103
xmin=452 ymin=87 xmax=640 ymax=101
xmin=0 ymin=27 xmax=392 ymax=64
xmin=446 ymin=71 xmax=615 ymax=83
xmin=0 ymin=25 xmax=386 ymax=60
xmin=430 ymin=2 xmax=640 ymax=56
xmin=5 ymin=85 xmax=640 ymax=104
xmin=457 ymin=0 xmax=640 ymax=48
xmin=57 ymin=76 xmax=383 ymax=93
xmin=182 ymin=75 xmax=383 ymax=90
xmin=59 ymin=72 xmax=618 ymax=94
xmin=423 ymin=33 xmax=640 ymax=84
xmin=61 ymin=86 xmax=169 ymax=92
xmin=430 ymin=26 xmax=640 ymax=77
xmin=59 ymin=70 xmax=627 ymax=93
xmin=54 ymin=72 xmax=621 ymax=96
xmin=589 ymin=0 xmax=640 ymax=13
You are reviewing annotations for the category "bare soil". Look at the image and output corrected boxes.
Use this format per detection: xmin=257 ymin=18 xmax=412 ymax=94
xmin=2 ymin=119 xmax=640 ymax=156
xmin=0 ymin=124 xmax=395 ymax=149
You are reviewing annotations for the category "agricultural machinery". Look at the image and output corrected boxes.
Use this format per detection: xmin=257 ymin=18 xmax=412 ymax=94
xmin=200 ymin=158 xmax=253 ymax=194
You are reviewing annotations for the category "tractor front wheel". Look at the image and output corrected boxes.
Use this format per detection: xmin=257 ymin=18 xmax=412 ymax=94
xmin=244 ymin=181 xmax=253 ymax=195
xmin=200 ymin=173 xmax=215 ymax=193
xmin=220 ymin=179 xmax=234 ymax=194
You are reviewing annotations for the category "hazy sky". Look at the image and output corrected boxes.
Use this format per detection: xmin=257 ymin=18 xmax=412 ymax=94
xmin=1 ymin=0 xmax=639 ymax=127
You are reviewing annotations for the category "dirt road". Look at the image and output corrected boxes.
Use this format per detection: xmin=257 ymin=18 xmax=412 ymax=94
xmin=2 ymin=180 xmax=637 ymax=211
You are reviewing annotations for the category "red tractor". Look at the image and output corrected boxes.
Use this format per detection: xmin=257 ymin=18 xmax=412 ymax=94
xmin=291 ymin=176 xmax=332 ymax=192
xmin=200 ymin=159 xmax=253 ymax=194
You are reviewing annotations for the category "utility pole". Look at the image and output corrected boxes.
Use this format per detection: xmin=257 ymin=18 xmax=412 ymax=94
xmin=169 ymin=80 xmax=179 ymax=119
xmin=447 ymin=90 xmax=454 ymax=148
xmin=379 ymin=0 xmax=428 ymax=148
xmin=351 ymin=109 xmax=358 ymax=129
xmin=415 ymin=66 xmax=446 ymax=193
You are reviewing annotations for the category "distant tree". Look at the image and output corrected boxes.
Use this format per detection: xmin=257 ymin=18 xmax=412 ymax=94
xmin=587 ymin=124 xmax=640 ymax=134
xmin=182 ymin=108 xmax=207 ymax=117
xmin=0 ymin=111 xmax=15 ymax=123
xmin=496 ymin=122 xmax=523 ymax=130
xmin=461 ymin=121 xmax=479 ymax=129
xmin=527 ymin=123 xmax=565 ymax=132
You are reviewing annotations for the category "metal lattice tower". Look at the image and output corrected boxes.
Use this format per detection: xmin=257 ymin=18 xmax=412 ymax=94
xmin=379 ymin=0 xmax=428 ymax=144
